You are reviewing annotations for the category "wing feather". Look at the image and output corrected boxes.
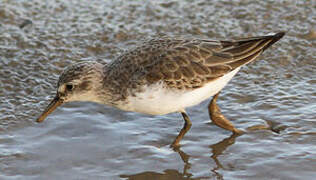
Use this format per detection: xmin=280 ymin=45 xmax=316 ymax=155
xmin=108 ymin=32 xmax=285 ymax=91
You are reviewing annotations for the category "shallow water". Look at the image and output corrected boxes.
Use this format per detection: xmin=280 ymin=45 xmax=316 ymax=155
xmin=0 ymin=0 xmax=315 ymax=179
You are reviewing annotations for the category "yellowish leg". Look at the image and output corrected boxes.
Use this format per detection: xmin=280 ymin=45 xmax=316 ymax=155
xmin=208 ymin=92 xmax=243 ymax=134
xmin=171 ymin=112 xmax=192 ymax=147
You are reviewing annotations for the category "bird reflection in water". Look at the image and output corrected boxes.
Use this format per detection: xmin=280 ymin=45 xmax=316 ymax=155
xmin=209 ymin=133 xmax=241 ymax=178
xmin=120 ymin=134 xmax=240 ymax=180
xmin=174 ymin=133 xmax=240 ymax=180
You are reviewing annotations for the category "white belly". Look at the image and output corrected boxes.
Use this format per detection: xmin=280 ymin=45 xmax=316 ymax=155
xmin=117 ymin=68 xmax=240 ymax=115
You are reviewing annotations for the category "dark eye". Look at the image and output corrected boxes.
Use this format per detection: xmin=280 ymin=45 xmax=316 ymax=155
xmin=66 ymin=84 xmax=74 ymax=91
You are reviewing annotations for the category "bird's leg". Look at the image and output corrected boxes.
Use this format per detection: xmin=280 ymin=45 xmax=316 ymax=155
xmin=171 ymin=112 xmax=192 ymax=147
xmin=208 ymin=92 xmax=243 ymax=134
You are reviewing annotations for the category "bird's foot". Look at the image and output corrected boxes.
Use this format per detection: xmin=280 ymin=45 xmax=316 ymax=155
xmin=209 ymin=92 xmax=287 ymax=134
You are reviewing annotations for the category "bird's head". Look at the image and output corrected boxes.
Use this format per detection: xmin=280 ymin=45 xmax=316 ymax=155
xmin=36 ymin=61 xmax=105 ymax=123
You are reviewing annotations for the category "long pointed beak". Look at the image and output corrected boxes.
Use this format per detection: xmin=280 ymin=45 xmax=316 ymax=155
xmin=36 ymin=96 xmax=63 ymax=123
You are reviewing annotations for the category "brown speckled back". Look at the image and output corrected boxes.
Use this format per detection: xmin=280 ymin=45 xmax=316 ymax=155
xmin=104 ymin=33 xmax=285 ymax=99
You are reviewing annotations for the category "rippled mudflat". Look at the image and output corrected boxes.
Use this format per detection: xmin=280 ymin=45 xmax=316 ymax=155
xmin=0 ymin=0 xmax=315 ymax=179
